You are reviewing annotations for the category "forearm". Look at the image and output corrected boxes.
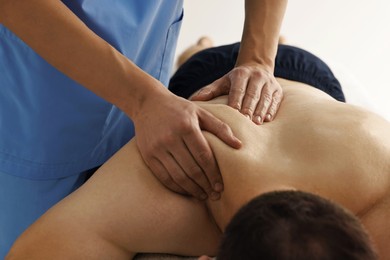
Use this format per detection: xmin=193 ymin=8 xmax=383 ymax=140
xmin=0 ymin=0 xmax=164 ymax=118
xmin=237 ymin=0 xmax=288 ymax=70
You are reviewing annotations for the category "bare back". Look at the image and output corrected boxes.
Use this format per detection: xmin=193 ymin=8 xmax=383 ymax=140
xmin=202 ymin=79 xmax=390 ymax=257
xmin=8 ymin=79 xmax=390 ymax=259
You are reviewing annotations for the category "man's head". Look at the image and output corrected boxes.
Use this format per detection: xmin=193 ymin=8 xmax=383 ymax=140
xmin=217 ymin=190 xmax=377 ymax=260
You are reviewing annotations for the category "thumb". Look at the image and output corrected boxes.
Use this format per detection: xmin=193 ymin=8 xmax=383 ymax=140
xmin=190 ymin=77 xmax=229 ymax=101
xmin=199 ymin=108 xmax=241 ymax=149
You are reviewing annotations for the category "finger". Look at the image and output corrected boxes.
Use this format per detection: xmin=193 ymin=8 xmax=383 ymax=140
xmin=199 ymin=108 xmax=241 ymax=149
xmin=264 ymin=90 xmax=283 ymax=122
xmin=147 ymin=157 xmax=188 ymax=195
xmin=183 ymin=130 xmax=222 ymax=200
xmin=190 ymin=77 xmax=230 ymax=101
xmin=159 ymin=151 xmax=208 ymax=200
xmin=173 ymin=140 xmax=216 ymax=199
xmin=196 ymin=109 xmax=242 ymax=195
xmin=240 ymin=77 xmax=263 ymax=119
xmin=227 ymin=70 xmax=249 ymax=110
xmin=253 ymin=84 xmax=274 ymax=125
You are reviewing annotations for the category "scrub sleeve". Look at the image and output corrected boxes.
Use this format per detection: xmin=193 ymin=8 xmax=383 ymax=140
xmin=0 ymin=1 xmax=183 ymax=257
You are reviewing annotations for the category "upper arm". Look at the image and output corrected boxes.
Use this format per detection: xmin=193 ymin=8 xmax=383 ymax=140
xmin=0 ymin=0 xmax=10 ymax=23
xmin=8 ymin=140 xmax=221 ymax=259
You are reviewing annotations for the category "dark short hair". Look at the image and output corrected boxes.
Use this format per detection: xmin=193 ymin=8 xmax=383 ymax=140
xmin=217 ymin=190 xmax=377 ymax=260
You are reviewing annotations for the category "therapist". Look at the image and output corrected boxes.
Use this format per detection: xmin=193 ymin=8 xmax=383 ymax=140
xmin=0 ymin=0 xmax=287 ymax=257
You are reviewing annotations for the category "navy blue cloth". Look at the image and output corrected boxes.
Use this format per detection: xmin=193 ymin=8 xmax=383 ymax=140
xmin=169 ymin=43 xmax=345 ymax=102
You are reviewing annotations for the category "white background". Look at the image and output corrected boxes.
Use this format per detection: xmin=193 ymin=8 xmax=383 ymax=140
xmin=175 ymin=0 xmax=390 ymax=121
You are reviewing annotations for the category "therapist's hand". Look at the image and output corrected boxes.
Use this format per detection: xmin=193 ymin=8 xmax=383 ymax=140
xmin=133 ymin=91 xmax=241 ymax=201
xmin=191 ymin=64 xmax=283 ymax=124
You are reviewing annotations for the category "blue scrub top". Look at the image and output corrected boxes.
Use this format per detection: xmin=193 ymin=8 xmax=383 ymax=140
xmin=0 ymin=0 xmax=184 ymax=179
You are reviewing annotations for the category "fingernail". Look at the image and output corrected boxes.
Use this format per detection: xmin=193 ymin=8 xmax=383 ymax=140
xmin=255 ymin=116 xmax=262 ymax=125
xmin=214 ymin=182 xmax=223 ymax=192
xmin=245 ymin=114 xmax=251 ymax=120
xmin=266 ymin=114 xmax=272 ymax=121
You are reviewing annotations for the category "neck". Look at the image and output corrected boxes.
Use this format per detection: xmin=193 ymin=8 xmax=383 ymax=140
xmin=207 ymin=184 xmax=296 ymax=231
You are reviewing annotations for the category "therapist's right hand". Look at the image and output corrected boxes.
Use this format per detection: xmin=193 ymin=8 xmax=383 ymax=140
xmin=133 ymin=91 xmax=241 ymax=201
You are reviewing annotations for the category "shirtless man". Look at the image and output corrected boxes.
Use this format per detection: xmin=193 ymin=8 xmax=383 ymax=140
xmin=6 ymin=45 xmax=390 ymax=259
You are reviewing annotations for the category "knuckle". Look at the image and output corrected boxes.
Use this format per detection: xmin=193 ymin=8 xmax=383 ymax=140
xmin=177 ymin=119 xmax=195 ymax=135
xmin=151 ymin=131 xmax=176 ymax=148
xmin=216 ymin=121 xmax=229 ymax=134
xmin=189 ymin=163 xmax=201 ymax=171
xmin=271 ymin=99 xmax=281 ymax=112
xmin=246 ymin=90 xmax=259 ymax=99
xmin=197 ymin=150 xmax=212 ymax=165
xmin=230 ymin=86 xmax=246 ymax=95
xmin=177 ymin=116 xmax=191 ymax=128
xmin=141 ymin=137 xmax=160 ymax=152
xmin=189 ymin=165 xmax=203 ymax=178
xmin=241 ymin=107 xmax=254 ymax=115
xmin=142 ymin=149 xmax=155 ymax=160
xmin=251 ymin=69 xmax=264 ymax=79
xmin=159 ymin=174 xmax=174 ymax=186
xmin=146 ymin=159 xmax=162 ymax=175
xmin=262 ymin=93 xmax=273 ymax=104
xmin=269 ymin=104 xmax=277 ymax=114
xmin=147 ymin=158 xmax=159 ymax=168
xmin=231 ymin=67 xmax=250 ymax=78
xmin=162 ymin=134 xmax=176 ymax=146
xmin=172 ymin=172 xmax=187 ymax=184
xmin=231 ymin=102 xmax=241 ymax=110
xmin=275 ymin=91 xmax=283 ymax=102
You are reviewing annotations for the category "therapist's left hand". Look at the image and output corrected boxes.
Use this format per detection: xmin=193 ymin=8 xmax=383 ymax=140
xmin=190 ymin=64 xmax=283 ymax=125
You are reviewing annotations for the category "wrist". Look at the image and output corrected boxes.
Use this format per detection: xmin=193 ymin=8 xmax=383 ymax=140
xmin=235 ymin=56 xmax=275 ymax=75
xmin=124 ymin=76 xmax=170 ymax=121
xmin=235 ymin=41 xmax=275 ymax=72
